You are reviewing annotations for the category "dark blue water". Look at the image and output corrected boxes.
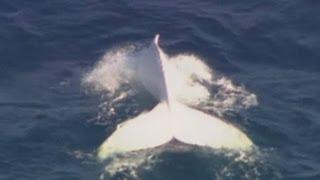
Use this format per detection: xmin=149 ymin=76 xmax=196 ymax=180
xmin=1 ymin=0 xmax=320 ymax=179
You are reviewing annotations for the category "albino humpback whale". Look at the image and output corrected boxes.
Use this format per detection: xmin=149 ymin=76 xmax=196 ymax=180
xmin=98 ymin=35 xmax=253 ymax=160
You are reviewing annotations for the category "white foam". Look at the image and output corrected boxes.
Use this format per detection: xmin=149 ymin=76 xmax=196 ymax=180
xmin=83 ymin=46 xmax=136 ymax=94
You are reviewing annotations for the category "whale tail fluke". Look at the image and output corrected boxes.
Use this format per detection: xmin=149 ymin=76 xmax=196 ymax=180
xmin=98 ymin=103 xmax=172 ymax=160
xmin=98 ymin=101 xmax=253 ymax=160
xmin=172 ymin=102 xmax=253 ymax=150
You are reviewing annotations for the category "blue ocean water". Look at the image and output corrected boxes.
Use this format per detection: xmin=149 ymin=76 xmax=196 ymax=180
xmin=1 ymin=0 xmax=320 ymax=179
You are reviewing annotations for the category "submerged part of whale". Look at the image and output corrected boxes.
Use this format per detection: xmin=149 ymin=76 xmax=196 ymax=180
xmin=98 ymin=35 xmax=253 ymax=160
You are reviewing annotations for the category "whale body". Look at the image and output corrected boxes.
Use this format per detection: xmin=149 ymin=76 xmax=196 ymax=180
xmin=98 ymin=35 xmax=253 ymax=160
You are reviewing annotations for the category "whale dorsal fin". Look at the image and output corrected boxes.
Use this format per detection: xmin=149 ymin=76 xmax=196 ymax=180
xmin=137 ymin=34 xmax=172 ymax=106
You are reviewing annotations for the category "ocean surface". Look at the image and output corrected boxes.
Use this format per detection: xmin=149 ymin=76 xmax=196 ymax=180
xmin=1 ymin=0 xmax=320 ymax=179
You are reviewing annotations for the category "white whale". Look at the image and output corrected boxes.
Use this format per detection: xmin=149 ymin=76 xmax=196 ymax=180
xmin=98 ymin=35 xmax=253 ymax=160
